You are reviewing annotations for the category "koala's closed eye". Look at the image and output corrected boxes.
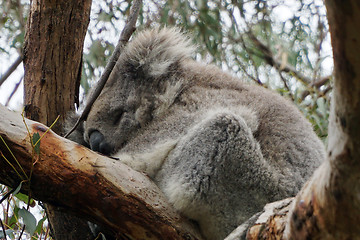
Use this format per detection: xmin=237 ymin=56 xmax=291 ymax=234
xmin=113 ymin=108 xmax=125 ymax=125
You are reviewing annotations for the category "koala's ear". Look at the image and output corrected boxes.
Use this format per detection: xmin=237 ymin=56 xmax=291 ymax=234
xmin=118 ymin=27 xmax=196 ymax=79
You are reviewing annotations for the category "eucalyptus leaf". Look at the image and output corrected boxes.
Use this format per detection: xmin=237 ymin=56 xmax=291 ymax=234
xmin=8 ymin=205 xmax=20 ymax=228
xmin=32 ymin=132 xmax=41 ymax=155
xmin=19 ymin=207 xmax=37 ymax=237
xmin=35 ymin=215 xmax=47 ymax=234
xmin=14 ymin=192 xmax=35 ymax=206
xmin=0 ymin=229 xmax=14 ymax=239
xmin=12 ymin=181 xmax=23 ymax=195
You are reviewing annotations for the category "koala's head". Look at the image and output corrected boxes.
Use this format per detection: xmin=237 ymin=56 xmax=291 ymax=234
xmin=84 ymin=77 xmax=154 ymax=155
xmin=83 ymin=27 xmax=194 ymax=155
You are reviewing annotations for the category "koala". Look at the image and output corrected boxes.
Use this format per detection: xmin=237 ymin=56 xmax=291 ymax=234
xmin=66 ymin=27 xmax=325 ymax=240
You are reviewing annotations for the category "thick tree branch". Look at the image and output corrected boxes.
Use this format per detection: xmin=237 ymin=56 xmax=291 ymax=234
xmin=0 ymin=104 xmax=202 ymax=240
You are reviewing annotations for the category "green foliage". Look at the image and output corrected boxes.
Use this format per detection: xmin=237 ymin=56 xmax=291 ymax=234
xmin=7 ymin=203 xmax=20 ymax=228
xmin=12 ymin=181 xmax=23 ymax=196
xmin=1 ymin=183 xmax=51 ymax=239
xmin=32 ymin=133 xmax=41 ymax=155
xmin=14 ymin=192 xmax=35 ymax=206
xmin=0 ymin=229 xmax=14 ymax=239
xmin=305 ymin=96 xmax=330 ymax=142
xmin=0 ymin=124 xmax=54 ymax=239
xmin=19 ymin=207 xmax=37 ymax=236
xmin=34 ymin=215 xmax=47 ymax=239
xmin=0 ymin=0 xmax=28 ymax=54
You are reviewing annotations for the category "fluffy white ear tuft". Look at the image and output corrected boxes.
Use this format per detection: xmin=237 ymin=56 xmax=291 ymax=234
xmin=119 ymin=27 xmax=196 ymax=78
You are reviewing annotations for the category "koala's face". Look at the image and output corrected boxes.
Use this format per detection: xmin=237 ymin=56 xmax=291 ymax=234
xmin=84 ymin=76 xmax=157 ymax=155
xmin=83 ymin=27 xmax=189 ymax=155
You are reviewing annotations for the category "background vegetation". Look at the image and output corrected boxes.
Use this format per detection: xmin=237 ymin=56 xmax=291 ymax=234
xmin=0 ymin=0 xmax=332 ymax=239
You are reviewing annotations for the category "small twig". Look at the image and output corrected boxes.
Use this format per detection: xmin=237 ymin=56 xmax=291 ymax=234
xmin=4 ymin=193 xmax=10 ymax=228
xmin=33 ymin=115 xmax=60 ymax=148
xmin=5 ymin=76 xmax=23 ymax=107
xmin=301 ymin=75 xmax=331 ymax=100
xmin=16 ymin=0 xmax=26 ymax=31
xmin=312 ymin=75 xmax=331 ymax=88
xmin=0 ymin=145 xmax=25 ymax=180
xmin=0 ymin=218 xmax=6 ymax=240
xmin=311 ymin=5 xmax=328 ymax=83
xmin=17 ymin=225 xmax=25 ymax=240
xmin=246 ymin=30 xmax=314 ymax=85
xmin=235 ymin=56 xmax=263 ymax=85
xmin=26 ymin=192 xmax=32 ymax=211
xmin=238 ymin=34 xmax=263 ymax=85
xmin=0 ymin=187 xmax=16 ymax=205
xmin=278 ymin=71 xmax=294 ymax=101
xmin=64 ymin=0 xmax=143 ymax=138
xmin=0 ymin=55 xmax=22 ymax=87
xmin=236 ymin=28 xmax=331 ymax=101
xmin=321 ymin=85 xmax=332 ymax=96
xmin=43 ymin=223 xmax=50 ymax=240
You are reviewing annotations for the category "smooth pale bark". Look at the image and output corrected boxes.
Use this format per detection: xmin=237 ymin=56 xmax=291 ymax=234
xmin=0 ymin=104 xmax=202 ymax=239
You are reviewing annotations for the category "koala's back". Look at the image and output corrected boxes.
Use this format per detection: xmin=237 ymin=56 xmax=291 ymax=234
xmin=120 ymin=59 xmax=324 ymax=194
xmin=130 ymin=62 xmax=324 ymax=239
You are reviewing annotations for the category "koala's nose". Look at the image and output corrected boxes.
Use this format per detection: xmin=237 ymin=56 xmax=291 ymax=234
xmin=89 ymin=130 xmax=113 ymax=155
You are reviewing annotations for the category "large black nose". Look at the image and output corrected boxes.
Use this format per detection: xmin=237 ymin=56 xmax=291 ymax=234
xmin=89 ymin=131 xmax=113 ymax=155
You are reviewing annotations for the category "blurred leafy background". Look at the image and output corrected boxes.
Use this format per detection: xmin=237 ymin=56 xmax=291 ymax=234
xmin=0 ymin=0 xmax=331 ymax=239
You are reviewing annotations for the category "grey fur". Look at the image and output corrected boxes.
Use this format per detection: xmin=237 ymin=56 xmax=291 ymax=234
xmin=67 ymin=27 xmax=325 ymax=240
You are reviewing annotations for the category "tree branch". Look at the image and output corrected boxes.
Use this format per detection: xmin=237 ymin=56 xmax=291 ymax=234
xmin=246 ymin=31 xmax=312 ymax=85
xmin=0 ymin=55 xmax=22 ymax=87
xmin=0 ymin=104 xmax=202 ymax=240
xmin=5 ymin=77 xmax=23 ymax=107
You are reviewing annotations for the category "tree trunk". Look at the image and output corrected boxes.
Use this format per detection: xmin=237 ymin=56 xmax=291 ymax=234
xmin=23 ymin=0 xmax=91 ymax=133
xmin=226 ymin=1 xmax=360 ymax=239
xmin=0 ymin=105 xmax=202 ymax=240
xmin=22 ymin=0 xmax=92 ymax=239
xmin=285 ymin=0 xmax=360 ymax=237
